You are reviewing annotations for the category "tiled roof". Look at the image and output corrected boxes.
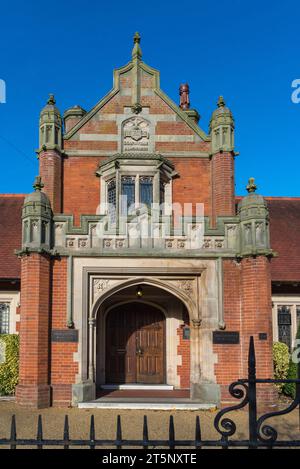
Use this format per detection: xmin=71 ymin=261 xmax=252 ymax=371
xmin=0 ymin=195 xmax=25 ymax=279
xmin=265 ymin=197 xmax=300 ymax=282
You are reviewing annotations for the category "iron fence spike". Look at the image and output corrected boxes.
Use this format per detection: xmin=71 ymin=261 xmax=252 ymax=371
xmin=116 ymin=415 xmax=122 ymax=449
xmin=248 ymin=335 xmax=256 ymax=378
xmin=143 ymin=415 xmax=149 ymax=448
xmin=37 ymin=415 xmax=43 ymax=449
xmin=10 ymin=414 xmax=16 ymax=449
xmin=90 ymin=415 xmax=95 ymax=449
xmin=195 ymin=415 xmax=202 ymax=448
xmin=169 ymin=415 xmax=175 ymax=449
xmin=63 ymin=415 xmax=70 ymax=449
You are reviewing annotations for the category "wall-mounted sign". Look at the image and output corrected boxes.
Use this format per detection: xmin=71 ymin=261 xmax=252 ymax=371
xmin=183 ymin=326 xmax=190 ymax=340
xmin=51 ymin=329 xmax=78 ymax=343
xmin=259 ymin=333 xmax=268 ymax=340
xmin=213 ymin=331 xmax=240 ymax=345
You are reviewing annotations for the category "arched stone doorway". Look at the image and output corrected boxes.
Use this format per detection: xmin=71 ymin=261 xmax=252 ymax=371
xmin=95 ymin=283 xmax=190 ymax=390
xmin=71 ymin=259 xmax=222 ymax=405
xmin=105 ymin=302 xmax=166 ymax=384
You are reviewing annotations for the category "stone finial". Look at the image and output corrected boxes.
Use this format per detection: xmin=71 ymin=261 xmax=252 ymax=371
xmin=133 ymin=31 xmax=141 ymax=44
xmin=179 ymin=83 xmax=190 ymax=110
xmin=47 ymin=94 xmax=56 ymax=105
xmin=132 ymin=31 xmax=142 ymax=60
xmin=33 ymin=176 xmax=44 ymax=192
xmin=246 ymin=177 xmax=257 ymax=193
xmin=217 ymin=95 xmax=225 ymax=108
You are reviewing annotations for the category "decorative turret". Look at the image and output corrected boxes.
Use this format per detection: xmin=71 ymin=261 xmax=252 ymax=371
xmin=22 ymin=176 xmax=52 ymax=251
xmin=39 ymin=94 xmax=62 ymax=150
xmin=63 ymin=105 xmax=86 ymax=133
xmin=210 ymin=96 xmax=234 ymax=153
xmin=237 ymin=178 xmax=272 ymax=257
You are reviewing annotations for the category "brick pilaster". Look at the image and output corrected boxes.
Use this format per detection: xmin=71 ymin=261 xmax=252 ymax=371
xmin=39 ymin=149 xmax=62 ymax=213
xmin=211 ymin=151 xmax=235 ymax=224
xmin=240 ymin=256 xmax=277 ymax=406
xmin=16 ymin=253 xmax=51 ymax=408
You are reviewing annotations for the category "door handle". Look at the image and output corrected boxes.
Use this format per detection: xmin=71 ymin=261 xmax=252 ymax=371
xmin=136 ymin=347 xmax=143 ymax=356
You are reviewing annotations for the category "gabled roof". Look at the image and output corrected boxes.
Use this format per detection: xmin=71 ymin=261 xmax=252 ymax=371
xmin=64 ymin=34 xmax=210 ymax=142
xmin=266 ymin=197 xmax=300 ymax=282
xmin=0 ymin=195 xmax=25 ymax=279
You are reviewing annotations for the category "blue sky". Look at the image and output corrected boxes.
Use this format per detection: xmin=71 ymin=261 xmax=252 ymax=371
xmin=0 ymin=0 xmax=299 ymax=196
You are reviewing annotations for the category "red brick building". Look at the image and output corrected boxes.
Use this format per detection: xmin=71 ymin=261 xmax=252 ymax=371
xmin=1 ymin=34 xmax=299 ymax=408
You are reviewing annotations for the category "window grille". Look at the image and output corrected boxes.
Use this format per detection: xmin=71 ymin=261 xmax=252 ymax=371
xmin=278 ymin=305 xmax=292 ymax=350
xmin=107 ymin=179 xmax=116 ymax=223
xmin=121 ymin=176 xmax=135 ymax=214
xmin=140 ymin=176 xmax=153 ymax=207
xmin=0 ymin=303 xmax=10 ymax=334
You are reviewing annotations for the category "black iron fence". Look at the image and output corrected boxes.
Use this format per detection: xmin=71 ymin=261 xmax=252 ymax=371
xmin=1 ymin=336 xmax=300 ymax=449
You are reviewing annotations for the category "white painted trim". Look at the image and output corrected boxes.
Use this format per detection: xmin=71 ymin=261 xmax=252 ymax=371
xmin=272 ymin=295 xmax=300 ymax=348
xmin=0 ymin=291 xmax=20 ymax=334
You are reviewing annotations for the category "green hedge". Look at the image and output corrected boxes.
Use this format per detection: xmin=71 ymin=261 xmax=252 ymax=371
xmin=283 ymin=359 xmax=297 ymax=399
xmin=0 ymin=334 xmax=19 ymax=396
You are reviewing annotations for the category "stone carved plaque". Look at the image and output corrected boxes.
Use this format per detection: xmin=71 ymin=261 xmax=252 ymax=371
xmin=122 ymin=117 xmax=150 ymax=152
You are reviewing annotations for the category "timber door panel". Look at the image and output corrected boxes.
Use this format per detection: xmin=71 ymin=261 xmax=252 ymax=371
xmin=106 ymin=305 xmax=136 ymax=383
xmin=136 ymin=309 xmax=164 ymax=384
xmin=105 ymin=302 xmax=165 ymax=384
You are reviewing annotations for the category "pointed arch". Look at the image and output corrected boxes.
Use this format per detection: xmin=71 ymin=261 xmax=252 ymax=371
xmin=90 ymin=276 xmax=199 ymax=322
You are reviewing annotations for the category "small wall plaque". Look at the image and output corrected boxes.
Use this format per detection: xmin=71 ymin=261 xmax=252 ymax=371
xmin=183 ymin=326 xmax=190 ymax=340
xmin=213 ymin=331 xmax=240 ymax=345
xmin=259 ymin=333 xmax=267 ymax=340
xmin=51 ymin=329 xmax=78 ymax=343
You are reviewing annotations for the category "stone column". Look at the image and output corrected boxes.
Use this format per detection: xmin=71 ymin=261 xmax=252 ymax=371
xmin=72 ymin=317 xmax=96 ymax=405
xmin=190 ymin=319 xmax=201 ymax=400
xmin=88 ymin=317 xmax=96 ymax=381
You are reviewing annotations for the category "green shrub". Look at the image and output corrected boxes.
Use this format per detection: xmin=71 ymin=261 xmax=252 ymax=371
xmin=273 ymin=342 xmax=290 ymax=392
xmin=283 ymin=324 xmax=300 ymax=399
xmin=283 ymin=359 xmax=297 ymax=398
xmin=0 ymin=334 xmax=19 ymax=396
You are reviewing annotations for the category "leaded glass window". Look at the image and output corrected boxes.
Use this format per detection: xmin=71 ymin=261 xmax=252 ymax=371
xmin=121 ymin=176 xmax=135 ymax=214
xmin=0 ymin=303 xmax=10 ymax=334
xmin=140 ymin=176 xmax=153 ymax=207
xmin=278 ymin=306 xmax=292 ymax=350
xmin=107 ymin=179 xmax=116 ymax=223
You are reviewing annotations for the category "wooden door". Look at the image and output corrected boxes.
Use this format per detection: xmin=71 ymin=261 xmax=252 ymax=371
xmin=105 ymin=302 xmax=165 ymax=384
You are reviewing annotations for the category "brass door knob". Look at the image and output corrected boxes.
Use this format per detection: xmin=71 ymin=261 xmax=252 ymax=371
xmin=136 ymin=347 xmax=143 ymax=355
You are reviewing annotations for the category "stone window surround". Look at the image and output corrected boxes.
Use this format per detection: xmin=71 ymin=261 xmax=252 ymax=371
xmin=99 ymin=159 xmax=173 ymax=217
xmin=272 ymin=295 xmax=300 ymax=348
xmin=0 ymin=291 xmax=20 ymax=335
